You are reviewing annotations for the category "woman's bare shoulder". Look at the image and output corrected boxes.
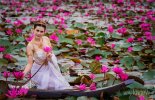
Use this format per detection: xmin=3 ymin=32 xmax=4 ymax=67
xmin=27 ymin=42 xmax=33 ymax=49
xmin=43 ymin=36 xmax=50 ymax=41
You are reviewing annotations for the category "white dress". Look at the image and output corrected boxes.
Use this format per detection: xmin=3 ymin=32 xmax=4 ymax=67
xmin=30 ymin=49 xmax=72 ymax=90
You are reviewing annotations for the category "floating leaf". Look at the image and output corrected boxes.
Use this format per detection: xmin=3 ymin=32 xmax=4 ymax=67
xmin=112 ymin=33 xmax=121 ymax=39
xmin=15 ymin=36 xmax=25 ymax=42
xmin=136 ymin=61 xmax=145 ymax=69
xmin=59 ymin=38 xmax=74 ymax=44
xmin=133 ymin=45 xmax=143 ymax=51
xmin=129 ymin=95 xmax=137 ymax=100
xmin=120 ymin=56 xmax=134 ymax=69
xmin=87 ymin=49 xmax=103 ymax=57
xmin=0 ymin=58 xmax=8 ymax=65
xmin=0 ymin=39 xmax=11 ymax=46
xmin=77 ymin=96 xmax=88 ymax=100
xmin=143 ymin=70 xmax=155 ymax=81
xmin=127 ymin=81 xmax=144 ymax=89
xmin=152 ymin=58 xmax=155 ymax=63
xmin=74 ymin=22 xmax=86 ymax=29
xmin=121 ymin=43 xmax=132 ymax=48
xmin=89 ymin=60 xmax=101 ymax=74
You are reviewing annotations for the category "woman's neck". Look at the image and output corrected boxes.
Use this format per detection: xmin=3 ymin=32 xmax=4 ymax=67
xmin=34 ymin=36 xmax=42 ymax=42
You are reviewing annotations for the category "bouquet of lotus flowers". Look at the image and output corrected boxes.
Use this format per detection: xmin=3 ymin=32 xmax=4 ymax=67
xmin=2 ymin=71 xmax=29 ymax=99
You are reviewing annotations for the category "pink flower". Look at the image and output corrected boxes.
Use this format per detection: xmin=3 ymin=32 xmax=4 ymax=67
xmin=147 ymin=0 xmax=154 ymax=3
xmin=127 ymin=20 xmax=134 ymax=25
xmin=5 ymin=87 xmax=18 ymax=99
xmin=6 ymin=19 xmax=11 ymax=23
xmin=113 ymin=60 xmax=120 ymax=64
xmin=13 ymin=20 xmax=23 ymax=27
xmin=89 ymin=83 xmax=96 ymax=90
xmin=38 ymin=0 xmax=44 ymax=3
xmin=26 ymin=33 xmax=34 ymax=42
xmin=3 ymin=71 xmax=10 ymax=79
xmin=12 ymin=71 xmax=24 ymax=80
xmin=15 ymin=29 xmax=22 ymax=34
xmin=108 ymin=25 xmax=114 ymax=33
xmin=85 ymin=31 xmax=89 ymax=35
xmin=6 ymin=29 xmax=13 ymax=35
xmin=101 ymin=65 xmax=109 ymax=73
xmin=43 ymin=46 xmax=52 ymax=53
xmin=0 ymin=46 xmax=5 ymax=52
xmin=95 ymin=56 xmax=102 ymax=61
xmin=140 ymin=23 xmax=151 ymax=31
xmin=138 ymin=95 xmax=145 ymax=100
xmin=58 ymin=29 xmax=63 ymax=34
xmin=17 ymin=88 xmax=29 ymax=97
xmin=75 ymin=84 xmax=86 ymax=91
xmin=137 ymin=38 xmax=143 ymax=42
xmin=89 ymin=73 xmax=96 ymax=80
xmin=110 ymin=43 xmax=115 ymax=49
xmin=119 ymin=73 xmax=128 ymax=81
xmin=144 ymin=32 xmax=151 ymax=36
xmin=146 ymin=36 xmax=155 ymax=41
xmin=87 ymin=37 xmax=96 ymax=46
xmin=117 ymin=28 xmax=127 ymax=35
xmin=49 ymin=33 xmax=59 ymax=42
xmin=4 ymin=54 xmax=12 ymax=60
xmin=75 ymin=39 xmax=82 ymax=46
xmin=128 ymin=47 xmax=133 ymax=52
xmin=87 ymin=37 xmax=94 ymax=43
xmin=117 ymin=0 xmax=124 ymax=3
xmin=112 ymin=66 xmax=123 ymax=75
xmin=90 ymin=40 xmax=96 ymax=46
xmin=126 ymin=37 xmax=134 ymax=43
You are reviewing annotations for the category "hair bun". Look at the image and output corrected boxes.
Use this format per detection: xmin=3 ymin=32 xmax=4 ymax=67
xmin=35 ymin=20 xmax=48 ymax=26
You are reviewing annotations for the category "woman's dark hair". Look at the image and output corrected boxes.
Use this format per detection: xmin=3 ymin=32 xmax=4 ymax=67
xmin=34 ymin=24 xmax=46 ymax=30
xmin=34 ymin=20 xmax=47 ymax=30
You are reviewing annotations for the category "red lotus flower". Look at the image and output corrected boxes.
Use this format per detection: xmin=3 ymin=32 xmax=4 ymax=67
xmin=89 ymin=83 xmax=96 ymax=90
xmin=43 ymin=46 xmax=52 ymax=53
xmin=137 ymin=38 xmax=143 ymax=42
xmin=12 ymin=71 xmax=24 ymax=80
xmin=75 ymin=39 xmax=82 ymax=46
xmin=138 ymin=95 xmax=145 ymax=100
xmin=49 ymin=33 xmax=59 ymax=42
xmin=128 ymin=47 xmax=133 ymax=52
xmin=15 ymin=29 xmax=22 ymax=34
xmin=0 ymin=46 xmax=5 ymax=52
xmin=95 ymin=56 xmax=102 ymax=61
xmin=126 ymin=37 xmax=134 ymax=43
xmin=117 ymin=28 xmax=127 ymax=35
xmin=89 ymin=73 xmax=96 ymax=80
xmin=3 ymin=71 xmax=10 ymax=79
xmin=6 ymin=29 xmax=13 ymax=35
xmin=75 ymin=83 xmax=86 ymax=91
xmin=110 ymin=43 xmax=115 ymax=49
xmin=101 ymin=65 xmax=109 ymax=73
xmin=26 ymin=33 xmax=34 ymax=42
xmin=4 ymin=54 xmax=12 ymax=60
xmin=112 ymin=66 xmax=123 ymax=75
xmin=5 ymin=87 xmax=18 ymax=99
xmin=108 ymin=25 xmax=114 ymax=33
xmin=17 ymin=88 xmax=29 ymax=97
xmin=119 ymin=73 xmax=128 ymax=81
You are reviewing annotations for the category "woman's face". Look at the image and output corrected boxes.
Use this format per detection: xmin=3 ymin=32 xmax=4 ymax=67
xmin=33 ymin=26 xmax=45 ymax=38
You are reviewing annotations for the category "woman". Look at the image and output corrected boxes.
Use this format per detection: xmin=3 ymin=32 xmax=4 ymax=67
xmin=23 ymin=20 xmax=72 ymax=90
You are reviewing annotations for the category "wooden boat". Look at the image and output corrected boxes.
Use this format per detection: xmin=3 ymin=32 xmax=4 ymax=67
xmin=24 ymin=79 xmax=135 ymax=99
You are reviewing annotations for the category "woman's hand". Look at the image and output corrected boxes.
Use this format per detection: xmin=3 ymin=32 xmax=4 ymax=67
xmin=46 ymin=53 xmax=52 ymax=61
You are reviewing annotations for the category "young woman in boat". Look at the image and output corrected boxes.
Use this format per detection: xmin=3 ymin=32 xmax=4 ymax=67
xmin=23 ymin=20 xmax=72 ymax=90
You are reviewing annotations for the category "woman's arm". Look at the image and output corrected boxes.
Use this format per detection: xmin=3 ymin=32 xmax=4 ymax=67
xmin=23 ymin=43 xmax=34 ymax=76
